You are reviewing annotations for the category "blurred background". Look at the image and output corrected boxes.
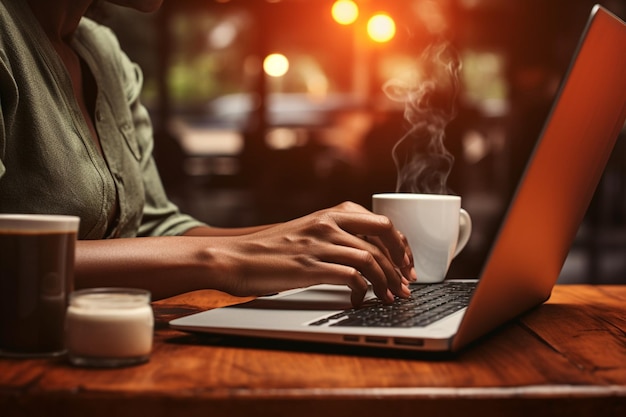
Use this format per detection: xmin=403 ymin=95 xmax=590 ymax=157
xmin=95 ymin=0 xmax=625 ymax=284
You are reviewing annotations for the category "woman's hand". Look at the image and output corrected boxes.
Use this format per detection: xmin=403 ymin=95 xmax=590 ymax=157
xmin=210 ymin=202 xmax=416 ymax=307
xmin=75 ymin=202 xmax=416 ymax=306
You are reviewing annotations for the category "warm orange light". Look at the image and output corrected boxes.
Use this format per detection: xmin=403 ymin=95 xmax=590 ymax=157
xmin=367 ymin=13 xmax=396 ymax=43
xmin=332 ymin=0 xmax=359 ymax=25
xmin=263 ymin=53 xmax=289 ymax=77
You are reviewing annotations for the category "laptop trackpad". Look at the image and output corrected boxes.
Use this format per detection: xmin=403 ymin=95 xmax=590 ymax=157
xmin=235 ymin=285 xmax=371 ymax=311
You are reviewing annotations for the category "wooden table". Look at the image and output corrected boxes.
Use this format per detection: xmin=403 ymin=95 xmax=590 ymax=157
xmin=1 ymin=285 xmax=625 ymax=417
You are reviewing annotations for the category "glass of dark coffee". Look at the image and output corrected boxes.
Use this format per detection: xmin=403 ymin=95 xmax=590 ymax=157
xmin=0 ymin=214 xmax=80 ymax=358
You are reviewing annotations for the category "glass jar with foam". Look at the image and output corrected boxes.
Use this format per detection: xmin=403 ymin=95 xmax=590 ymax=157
xmin=65 ymin=288 xmax=154 ymax=367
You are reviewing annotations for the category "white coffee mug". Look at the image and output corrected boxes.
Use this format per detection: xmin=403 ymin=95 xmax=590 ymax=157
xmin=372 ymin=193 xmax=472 ymax=283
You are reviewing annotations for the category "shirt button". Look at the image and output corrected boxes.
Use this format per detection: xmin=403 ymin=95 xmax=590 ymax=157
xmin=96 ymin=110 xmax=104 ymax=122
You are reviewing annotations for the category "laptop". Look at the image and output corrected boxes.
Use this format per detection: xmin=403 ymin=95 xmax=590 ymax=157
xmin=170 ymin=5 xmax=626 ymax=353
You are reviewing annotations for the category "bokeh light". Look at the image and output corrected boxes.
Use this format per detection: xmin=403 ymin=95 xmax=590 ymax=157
xmin=331 ymin=0 xmax=359 ymax=25
xmin=263 ymin=53 xmax=289 ymax=77
xmin=367 ymin=13 xmax=396 ymax=43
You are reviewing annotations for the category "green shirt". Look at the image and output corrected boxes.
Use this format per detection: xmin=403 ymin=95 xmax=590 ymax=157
xmin=0 ymin=1 xmax=206 ymax=239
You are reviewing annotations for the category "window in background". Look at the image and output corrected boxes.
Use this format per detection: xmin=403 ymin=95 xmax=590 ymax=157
xmin=167 ymin=10 xmax=254 ymax=113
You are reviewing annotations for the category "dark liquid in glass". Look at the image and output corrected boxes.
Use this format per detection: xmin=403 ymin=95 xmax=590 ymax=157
xmin=0 ymin=231 xmax=76 ymax=356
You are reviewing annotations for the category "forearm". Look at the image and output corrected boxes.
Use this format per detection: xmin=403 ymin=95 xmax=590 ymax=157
xmin=183 ymin=224 xmax=276 ymax=237
xmin=74 ymin=236 xmax=221 ymax=300
xmin=74 ymin=225 xmax=278 ymax=300
xmin=72 ymin=202 xmax=416 ymax=307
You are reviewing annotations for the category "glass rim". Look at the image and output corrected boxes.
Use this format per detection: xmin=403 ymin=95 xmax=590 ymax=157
xmin=0 ymin=214 xmax=80 ymax=232
xmin=69 ymin=288 xmax=152 ymax=308
xmin=373 ymin=193 xmax=460 ymax=200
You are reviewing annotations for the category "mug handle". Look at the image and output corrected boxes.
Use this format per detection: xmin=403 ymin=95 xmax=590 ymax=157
xmin=453 ymin=208 xmax=472 ymax=258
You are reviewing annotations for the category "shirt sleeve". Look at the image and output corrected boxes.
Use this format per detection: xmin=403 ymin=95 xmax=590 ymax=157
xmin=117 ymin=45 xmax=207 ymax=237
xmin=0 ymin=103 xmax=6 ymax=180
xmin=0 ymin=49 xmax=10 ymax=180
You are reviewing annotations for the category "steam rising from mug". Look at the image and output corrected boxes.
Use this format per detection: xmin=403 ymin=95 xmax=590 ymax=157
xmin=384 ymin=42 xmax=461 ymax=194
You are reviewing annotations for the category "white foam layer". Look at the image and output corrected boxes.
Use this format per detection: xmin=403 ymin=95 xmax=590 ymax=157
xmin=0 ymin=214 xmax=80 ymax=232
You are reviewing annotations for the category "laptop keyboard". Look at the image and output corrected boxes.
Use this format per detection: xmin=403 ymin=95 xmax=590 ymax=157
xmin=308 ymin=281 xmax=476 ymax=328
